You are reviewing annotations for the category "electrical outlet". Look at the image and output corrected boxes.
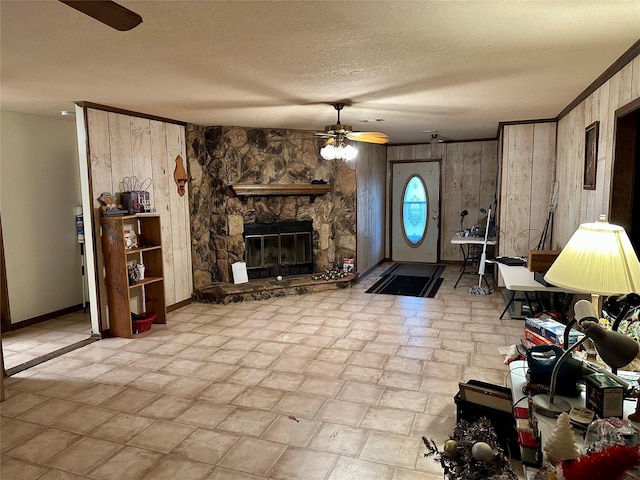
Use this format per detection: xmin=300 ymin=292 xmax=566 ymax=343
xmin=508 ymin=195 xmax=518 ymax=204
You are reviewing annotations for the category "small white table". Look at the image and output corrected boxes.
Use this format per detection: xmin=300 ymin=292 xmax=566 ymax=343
xmin=497 ymin=263 xmax=576 ymax=319
xmin=450 ymin=235 xmax=497 ymax=288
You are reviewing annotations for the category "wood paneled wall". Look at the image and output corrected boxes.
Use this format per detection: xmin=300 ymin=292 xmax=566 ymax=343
xmin=554 ymin=53 xmax=640 ymax=246
xmin=498 ymin=122 xmax=557 ymax=258
xmin=387 ymin=141 xmax=498 ymax=262
xmin=84 ymin=108 xmax=192 ymax=331
xmin=356 ymin=143 xmax=387 ymax=274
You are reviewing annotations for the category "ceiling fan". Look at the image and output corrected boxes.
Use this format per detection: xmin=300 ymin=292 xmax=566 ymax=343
xmin=59 ymin=1 xmax=142 ymax=31
xmin=316 ymin=103 xmax=389 ymax=145
xmin=421 ymin=130 xmax=450 ymax=145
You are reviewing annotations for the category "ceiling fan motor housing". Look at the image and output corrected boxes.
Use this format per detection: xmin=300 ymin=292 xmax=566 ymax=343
xmin=325 ymin=124 xmax=353 ymax=135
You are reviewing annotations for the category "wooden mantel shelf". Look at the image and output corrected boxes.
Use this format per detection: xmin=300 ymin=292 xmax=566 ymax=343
xmin=229 ymin=183 xmax=331 ymax=197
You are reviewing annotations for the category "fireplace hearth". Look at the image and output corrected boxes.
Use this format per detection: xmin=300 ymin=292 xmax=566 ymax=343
xmin=244 ymin=220 xmax=313 ymax=279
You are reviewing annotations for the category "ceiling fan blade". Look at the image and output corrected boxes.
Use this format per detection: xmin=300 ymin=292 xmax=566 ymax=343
xmin=345 ymin=131 xmax=389 ymax=144
xmin=60 ymin=1 xmax=142 ymax=31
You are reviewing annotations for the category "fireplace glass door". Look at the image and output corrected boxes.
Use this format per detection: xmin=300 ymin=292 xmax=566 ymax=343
xmin=244 ymin=221 xmax=314 ymax=279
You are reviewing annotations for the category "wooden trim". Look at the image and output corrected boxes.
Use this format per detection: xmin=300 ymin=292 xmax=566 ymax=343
xmin=558 ymin=39 xmax=640 ymax=120
xmin=7 ymin=304 xmax=88 ymax=331
xmin=0 ymin=214 xmax=10 ymax=333
xmin=75 ymin=101 xmax=187 ymax=126
xmin=388 ymin=137 xmax=496 ymax=147
xmin=167 ymin=298 xmax=192 ymax=312
xmin=229 ymin=184 xmax=331 ymax=197
xmin=496 ymin=118 xmax=557 ymax=139
xmin=4 ymin=336 xmax=99 ymax=377
xmin=615 ymin=97 xmax=640 ymax=119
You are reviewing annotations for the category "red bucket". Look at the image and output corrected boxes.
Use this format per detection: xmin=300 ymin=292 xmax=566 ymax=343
xmin=132 ymin=312 xmax=157 ymax=334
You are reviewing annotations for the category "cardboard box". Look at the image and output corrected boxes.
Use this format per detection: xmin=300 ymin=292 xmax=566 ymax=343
xmin=525 ymin=317 xmax=585 ymax=347
xmin=524 ymin=328 xmax=554 ymax=346
xmin=343 ymin=258 xmax=354 ymax=273
xmin=527 ymin=249 xmax=561 ymax=273
xmin=585 ymin=373 xmax=624 ymax=418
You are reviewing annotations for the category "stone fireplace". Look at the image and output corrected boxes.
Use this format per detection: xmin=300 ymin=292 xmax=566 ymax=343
xmin=186 ymin=125 xmax=357 ymax=288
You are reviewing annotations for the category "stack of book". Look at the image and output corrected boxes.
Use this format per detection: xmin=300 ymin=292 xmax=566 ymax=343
xmin=522 ymin=316 xmax=585 ymax=349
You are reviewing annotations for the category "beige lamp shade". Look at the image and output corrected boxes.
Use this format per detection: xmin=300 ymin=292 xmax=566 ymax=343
xmin=544 ymin=215 xmax=640 ymax=295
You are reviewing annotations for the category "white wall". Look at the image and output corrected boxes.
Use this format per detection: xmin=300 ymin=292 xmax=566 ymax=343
xmin=0 ymin=111 xmax=82 ymax=323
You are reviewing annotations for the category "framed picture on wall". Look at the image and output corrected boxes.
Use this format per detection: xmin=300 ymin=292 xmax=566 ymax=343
xmin=583 ymin=121 xmax=599 ymax=190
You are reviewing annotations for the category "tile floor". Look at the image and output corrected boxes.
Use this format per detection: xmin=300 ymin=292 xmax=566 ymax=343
xmin=2 ymin=311 xmax=93 ymax=371
xmin=1 ymin=263 xmax=526 ymax=479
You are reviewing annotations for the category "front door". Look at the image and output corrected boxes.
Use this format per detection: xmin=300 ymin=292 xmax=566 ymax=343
xmin=392 ymin=161 xmax=440 ymax=263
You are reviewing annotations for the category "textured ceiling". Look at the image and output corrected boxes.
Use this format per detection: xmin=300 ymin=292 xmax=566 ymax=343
xmin=1 ymin=1 xmax=639 ymax=144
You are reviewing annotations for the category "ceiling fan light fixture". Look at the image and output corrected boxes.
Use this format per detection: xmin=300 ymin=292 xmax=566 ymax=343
xmin=320 ymin=142 xmax=358 ymax=161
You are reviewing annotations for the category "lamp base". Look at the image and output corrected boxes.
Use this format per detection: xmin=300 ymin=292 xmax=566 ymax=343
xmin=532 ymin=394 xmax=571 ymax=417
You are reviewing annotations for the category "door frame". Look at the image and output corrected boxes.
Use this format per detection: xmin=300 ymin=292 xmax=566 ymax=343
xmin=388 ymin=159 xmax=443 ymax=263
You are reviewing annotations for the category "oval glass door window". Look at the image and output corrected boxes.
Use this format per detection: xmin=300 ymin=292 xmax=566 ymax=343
xmin=402 ymin=175 xmax=428 ymax=246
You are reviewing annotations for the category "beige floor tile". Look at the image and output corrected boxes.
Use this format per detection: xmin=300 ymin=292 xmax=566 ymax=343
xmin=127 ymin=420 xmax=196 ymax=454
xmin=0 ymin=391 xmax=50 ymax=417
xmin=360 ymin=406 xmax=415 ymax=435
xmin=393 ymin=467 xmax=444 ymax=480
xmin=0 ymin=418 xmax=46 ymax=453
xmin=176 ymin=401 xmax=236 ymax=429
xmin=253 ymin=341 xmax=291 ymax=355
xmin=303 ymin=360 xmax=346 ymax=379
xmin=160 ymin=377 xmax=212 ymax=397
xmin=0 ymin=457 xmax=49 ymax=480
xmin=260 ymin=414 xmax=322 ymax=447
xmin=231 ymin=386 xmax=284 ymax=409
xmin=52 ymin=405 xmax=116 ymax=434
xmin=378 ymin=371 xmax=422 ymax=391
xmin=137 ymin=394 xmax=195 ymax=420
xmin=313 ymin=399 xmax=368 ymax=427
xmin=270 ymin=356 xmax=312 ymax=374
xmin=238 ymin=352 xmax=278 ymax=369
xmin=5 ymin=428 xmax=80 ymax=464
xmin=303 ymin=335 xmax=336 ymax=348
xmin=359 ymin=431 xmax=420 ymax=469
xmin=258 ymin=371 xmax=305 ymax=392
xmin=271 ymin=392 xmax=326 ymax=418
xmin=296 ymin=377 xmax=345 ymax=398
xmin=379 ymin=389 xmax=428 ymax=413
xmin=197 ymin=382 xmax=246 ymax=403
xmin=217 ymin=437 xmax=287 ymax=476
xmin=205 ymin=467 xmax=265 ymax=479
xmin=46 ymin=437 xmax=122 ymax=475
xmin=16 ymin=398 xmax=80 ymax=426
xmin=191 ymin=362 xmax=238 ymax=381
xmin=225 ymin=367 xmax=270 ymax=386
xmin=424 ymin=393 xmax=456 ymax=418
xmin=88 ymin=446 xmax=162 ymax=480
xmin=269 ymin=447 xmax=338 ymax=480
xmin=2 ymin=264 xmax=519 ymax=479
xmin=140 ymin=455 xmax=214 ymax=480
xmin=172 ymin=428 xmax=239 ymax=464
xmin=89 ymin=413 xmax=156 ymax=443
xmin=216 ymin=408 xmax=278 ymax=436
xmin=130 ymin=371 xmax=180 ymax=392
xmin=68 ymin=384 xmax=127 ymax=405
xmin=341 ymin=365 xmax=384 ymax=383
xmin=327 ymin=456 xmax=395 ymax=480
xmin=336 ymin=382 xmax=385 ymax=405
xmin=308 ymin=423 xmax=369 ymax=456
xmin=102 ymin=388 xmax=159 ymax=413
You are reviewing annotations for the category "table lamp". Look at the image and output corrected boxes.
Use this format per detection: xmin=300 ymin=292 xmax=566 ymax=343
xmin=532 ymin=299 xmax=639 ymax=416
xmin=543 ymin=214 xmax=640 ymax=314
xmin=532 ymin=214 xmax=640 ymax=417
